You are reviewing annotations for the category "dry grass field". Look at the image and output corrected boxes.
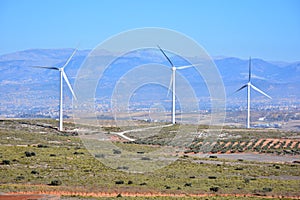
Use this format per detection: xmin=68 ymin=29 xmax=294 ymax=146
xmin=0 ymin=119 xmax=299 ymax=199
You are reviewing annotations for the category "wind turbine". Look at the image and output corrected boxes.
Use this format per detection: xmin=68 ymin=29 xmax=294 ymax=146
xmin=32 ymin=49 xmax=77 ymax=131
xmin=157 ymin=45 xmax=197 ymax=124
xmin=235 ymin=57 xmax=272 ymax=128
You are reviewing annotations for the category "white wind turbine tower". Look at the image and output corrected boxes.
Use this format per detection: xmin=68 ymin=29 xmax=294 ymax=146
xmin=158 ymin=45 xmax=197 ymax=124
xmin=32 ymin=49 xmax=77 ymax=131
xmin=235 ymin=57 xmax=272 ymax=128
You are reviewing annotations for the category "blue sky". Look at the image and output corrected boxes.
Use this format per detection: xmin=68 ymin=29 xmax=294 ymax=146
xmin=1 ymin=0 xmax=299 ymax=62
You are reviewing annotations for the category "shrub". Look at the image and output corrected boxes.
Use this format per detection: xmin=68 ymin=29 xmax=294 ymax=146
xmin=25 ymin=151 xmax=35 ymax=157
xmin=95 ymin=154 xmax=105 ymax=158
xmin=210 ymin=186 xmax=219 ymax=192
xmin=25 ymin=151 xmax=31 ymax=157
xmin=49 ymin=154 xmax=56 ymax=157
xmin=244 ymin=178 xmax=250 ymax=184
xmin=49 ymin=180 xmax=62 ymax=186
xmin=113 ymin=149 xmax=122 ymax=154
xmin=141 ymin=157 xmax=151 ymax=160
xmin=2 ymin=160 xmax=10 ymax=165
xmin=263 ymin=187 xmax=273 ymax=192
xmin=165 ymin=185 xmax=171 ymax=189
xmin=184 ymin=183 xmax=192 ymax=187
xmin=31 ymin=170 xmax=39 ymax=175
xmin=127 ymin=180 xmax=133 ymax=184
xmin=115 ymin=180 xmax=124 ymax=184
xmin=117 ymin=166 xmax=129 ymax=170
xmin=74 ymin=151 xmax=84 ymax=155
xmin=209 ymin=155 xmax=217 ymax=159
xmin=116 ymin=194 xmax=122 ymax=198
xmin=139 ymin=182 xmax=147 ymax=186
xmin=208 ymin=176 xmax=217 ymax=179
xmin=15 ymin=176 xmax=25 ymax=181
xmin=37 ymin=144 xmax=48 ymax=148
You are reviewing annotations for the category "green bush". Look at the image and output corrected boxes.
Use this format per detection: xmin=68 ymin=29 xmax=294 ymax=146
xmin=95 ymin=154 xmax=105 ymax=158
xmin=31 ymin=170 xmax=39 ymax=175
xmin=73 ymin=151 xmax=84 ymax=155
xmin=2 ymin=160 xmax=10 ymax=165
xmin=263 ymin=187 xmax=273 ymax=192
xmin=25 ymin=151 xmax=36 ymax=157
xmin=37 ymin=144 xmax=48 ymax=148
xmin=208 ymin=176 xmax=217 ymax=179
xmin=210 ymin=186 xmax=219 ymax=192
xmin=115 ymin=180 xmax=124 ymax=184
xmin=141 ymin=157 xmax=151 ymax=160
xmin=49 ymin=180 xmax=62 ymax=186
xmin=164 ymin=185 xmax=171 ymax=189
xmin=15 ymin=175 xmax=25 ymax=181
xmin=113 ymin=149 xmax=122 ymax=154
xmin=184 ymin=183 xmax=192 ymax=187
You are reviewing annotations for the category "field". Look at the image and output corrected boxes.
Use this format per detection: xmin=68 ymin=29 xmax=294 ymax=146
xmin=0 ymin=119 xmax=299 ymax=199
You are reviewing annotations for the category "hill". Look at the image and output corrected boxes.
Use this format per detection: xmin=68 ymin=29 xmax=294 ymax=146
xmin=0 ymin=48 xmax=299 ymax=118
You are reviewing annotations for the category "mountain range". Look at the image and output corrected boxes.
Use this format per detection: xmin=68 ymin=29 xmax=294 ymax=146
xmin=0 ymin=48 xmax=299 ymax=116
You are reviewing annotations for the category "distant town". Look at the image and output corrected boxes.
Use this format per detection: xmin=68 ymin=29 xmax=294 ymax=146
xmin=1 ymin=92 xmax=299 ymax=131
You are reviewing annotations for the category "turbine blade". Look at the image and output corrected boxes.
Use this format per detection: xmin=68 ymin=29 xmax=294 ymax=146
xmin=167 ymin=74 xmax=173 ymax=97
xmin=62 ymin=48 xmax=77 ymax=69
xmin=176 ymin=63 xmax=203 ymax=70
xmin=62 ymin=71 xmax=77 ymax=100
xmin=250 ymin=84 xmax=272 ymax=99
xmin=157 ymin=45 xmax=174 ymax=67
xmin=234 ymin=84 xmax=247 ymax=93
xmin=249 ymin=57 xmax=251 ymax=82
xmin=31 ymin=66 xmax=59 ymax=70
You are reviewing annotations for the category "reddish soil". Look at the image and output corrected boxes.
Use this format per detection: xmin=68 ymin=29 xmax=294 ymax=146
xmin=2 ymin=191 xmax=300 ymax=199
xmin=253 ymin=139 xmax=264 ymax=148
xmin=0 ymin=194 xmax=58 ymax=200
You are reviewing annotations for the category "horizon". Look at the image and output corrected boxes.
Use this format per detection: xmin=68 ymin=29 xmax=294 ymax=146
xmin=1 ymin=47 xmax=299 ymax=64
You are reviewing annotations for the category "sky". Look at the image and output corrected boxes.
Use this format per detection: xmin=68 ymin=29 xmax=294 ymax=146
xmin=1 ymin=0 xmax=300 ymax=62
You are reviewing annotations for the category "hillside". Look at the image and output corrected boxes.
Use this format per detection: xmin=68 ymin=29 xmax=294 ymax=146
xmin=0 ymin=48 xmax=299 ymax=119
xmin=0 ymin=119 xmax=299 ymax=199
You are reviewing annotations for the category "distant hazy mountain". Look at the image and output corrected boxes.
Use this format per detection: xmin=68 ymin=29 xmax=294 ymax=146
xmin=0 ymin=48 xmax=299 ymax=116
